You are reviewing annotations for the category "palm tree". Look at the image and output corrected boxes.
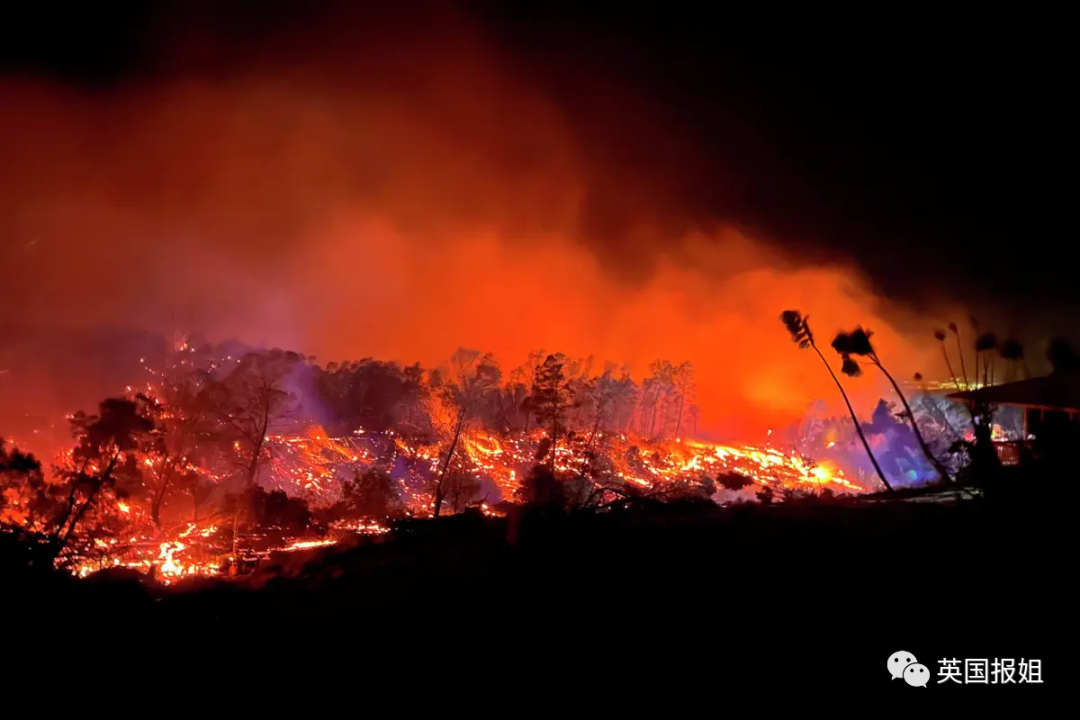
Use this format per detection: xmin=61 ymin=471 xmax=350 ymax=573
xmin=779 ymin=311 xmax=892 ymax=492
xmin=1047 ymin=338 xmax=1080 ymax=373
xmin=975 ymin=332 xmax=998 ymax=387
xmin=948 ymin=322 xmax=969 ymax=389
xmin=832 ymin=327 xmax=953 ymax=483
xmin=934 ymin=329 xmax=961 ymax=389
xmin=998 ymin=339 xmax=1028 ymax=381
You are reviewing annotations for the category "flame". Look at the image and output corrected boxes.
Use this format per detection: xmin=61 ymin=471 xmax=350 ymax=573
xmin=57 ymin=418 xmax=859 ymax=584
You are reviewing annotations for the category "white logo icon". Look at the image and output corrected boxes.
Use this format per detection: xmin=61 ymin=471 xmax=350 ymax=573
xmin=904 ymin=663 xmax=931 ymax=687
xmin=889 ymin=650 xmax=918 ymax=680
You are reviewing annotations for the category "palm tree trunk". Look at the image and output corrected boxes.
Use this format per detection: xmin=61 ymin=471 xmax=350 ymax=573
xmin=954 ymin=333 xmax=969 ymax=389
xmin=811 ymin=343 xmax=893 ymax=492
xmin=939 ymin=341 xmax=960 ymax=389
xmin=873 ymin=358 xmax=953 ymax=483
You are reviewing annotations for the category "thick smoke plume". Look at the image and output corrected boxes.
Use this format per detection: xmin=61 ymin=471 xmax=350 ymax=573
xmin=0 ymin=3 xmax=954 ymax=448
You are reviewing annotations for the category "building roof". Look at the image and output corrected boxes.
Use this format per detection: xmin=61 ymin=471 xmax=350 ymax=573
xmin=947 ymin=373 xmax=1080 ymax=413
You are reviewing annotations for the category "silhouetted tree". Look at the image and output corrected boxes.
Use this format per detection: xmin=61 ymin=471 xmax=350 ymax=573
xmin=529 ymin=354 xmax=575 ymax=472
xmin=443 ymin=470 xmax=483 ymax=514
xmin=518 ymin=464 xmax=566 ymax=508
xmin=1047 ymin=338 xmax=1080 ymax=373
xmin=998 ymin=339 xmax=1029 ymax=382
xmin=608 ymin=368 xmax=640 ymax=433
xmin=974 ymin=332 xmax=998 ymax=387
xmin=672 ymin=361 xmax=696 ymax=438
xmin=948 ymin=322 xmax=970 ymax=389
xmin=641 ymin=360 xmax=677 ymax=437
xmin=206 ymin=349 xmax=302 ymax=555
xmin=210 ymin=349 xmax=302 ymax=489
xmin=717 ymin=471 xmax=754 ymax=492
xmin=779 ymin=310 xmax=892 ymax=492
xmin=340 ymin=469 xmax=400 ymax=518
xmin=0 ymin=441 xmax=49 ymax=529
xmin=934 ymin=329 xmax=962 ymax=389
xmin=431 ymin=349 xmax=501 ymax=517
xmin=511 ymin=349 xmax=545 ymax=433
xmin=132 ymin=371 xmax=219 ymax=529
xmin=49 ymin=398 xmax=155 ymax=563
xmin=242 ymin=487 xmax=311 ymax=534
xmin=832 ymin=327 xmax=952 ymax=483
xmin=0 ymin=441 xmax=59 ymax=571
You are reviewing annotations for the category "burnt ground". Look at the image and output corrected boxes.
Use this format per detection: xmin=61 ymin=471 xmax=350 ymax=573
xmin=7 ymin=489 xmax=1071 ymax=696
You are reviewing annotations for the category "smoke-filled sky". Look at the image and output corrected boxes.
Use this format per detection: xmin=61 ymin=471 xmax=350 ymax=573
xmin=1 ymin=2 xmax=1075 ymax=442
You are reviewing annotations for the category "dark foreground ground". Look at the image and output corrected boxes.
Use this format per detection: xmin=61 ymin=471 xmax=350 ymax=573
xmin=8 ymin=487 xmax=1071 ymax=696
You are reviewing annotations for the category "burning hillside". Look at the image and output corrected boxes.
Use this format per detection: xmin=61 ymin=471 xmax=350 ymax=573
xmin=1 ymin=339 xmax=881 ymax=582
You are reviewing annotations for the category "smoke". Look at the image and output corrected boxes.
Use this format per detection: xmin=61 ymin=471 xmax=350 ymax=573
xmin=0 ymin=2 xmax=955 ymax=445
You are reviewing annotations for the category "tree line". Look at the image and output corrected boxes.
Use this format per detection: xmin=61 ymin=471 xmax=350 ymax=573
xmin=2 ymin=340 xmax=701 ymax=566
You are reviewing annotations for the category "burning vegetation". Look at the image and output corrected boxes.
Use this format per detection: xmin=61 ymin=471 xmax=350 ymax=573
xmin=4 ymin=310 xmax=1050 ymax=585
xmin=6 ymin=308 xmax=1045 ymax=585
xmin=2 ymin=337 xmax=872 ymax=582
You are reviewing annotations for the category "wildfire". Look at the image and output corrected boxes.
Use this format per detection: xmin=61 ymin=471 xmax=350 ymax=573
xmin=6 ymin=340 xmax=879 ymax=586
xmin=52 ymin=420 xmax=859 ymax=585
xmin=257 ymin=424 xmax=863 ymax=515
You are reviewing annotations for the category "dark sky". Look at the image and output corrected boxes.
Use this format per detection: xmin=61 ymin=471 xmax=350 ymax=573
xmin=483 ymin=4 xmax=1077 ymax=318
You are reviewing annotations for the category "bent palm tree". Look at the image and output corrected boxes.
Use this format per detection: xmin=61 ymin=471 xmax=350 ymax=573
xmin=832 ymin=327 xmax=953 ymax=483
xmin=934 ymin=329 xmax=961 ymax=389
xmin=779 ymin=311 xmax=892 ymax=492
xmin=975 ymin=332 xmax=998 ymax=387
xmin=948 ymin=322 xmax=969 ymax=389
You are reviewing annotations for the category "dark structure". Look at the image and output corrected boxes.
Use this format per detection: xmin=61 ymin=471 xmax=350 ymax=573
xmin=949 ymin=373 xmax=1080 ymax=465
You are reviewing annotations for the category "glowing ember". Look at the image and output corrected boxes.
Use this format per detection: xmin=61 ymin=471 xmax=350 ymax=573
xmin=280 ymin=538 xmax=338 ymax=552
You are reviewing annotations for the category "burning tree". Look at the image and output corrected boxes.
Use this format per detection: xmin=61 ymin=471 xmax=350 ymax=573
xmin=779 ymin=310 xmax=892 ymax=492
xmin=3 ymin=399 xmax=156 ymax=568
xmin=205 ymin=349 xmax=303 ymax=553
xmin=639 ymin=360 xmax=674 ymax=438
xmin=672 ymin=361 xmax=696 ymax=439
xmin=209 ymin=349 xmax=303 ymax=489
xmin=831 ymin=326 xmax=953 ymax=483
xmin=1 ymin=441 xmax=55 ymax=565
xmin=132 ymin=378 xmax=218 ymax=529
xmin=442 ymin=470 xmax=484 ymax=514
xmin=430 ymin=348 xmax=502 ymax=517
xmin=529 ymin=353 xmax=575 ymax=471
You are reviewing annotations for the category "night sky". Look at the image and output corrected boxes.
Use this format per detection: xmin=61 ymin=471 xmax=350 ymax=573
xmin=1 ymin=1 xmax=1076 ymax=443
